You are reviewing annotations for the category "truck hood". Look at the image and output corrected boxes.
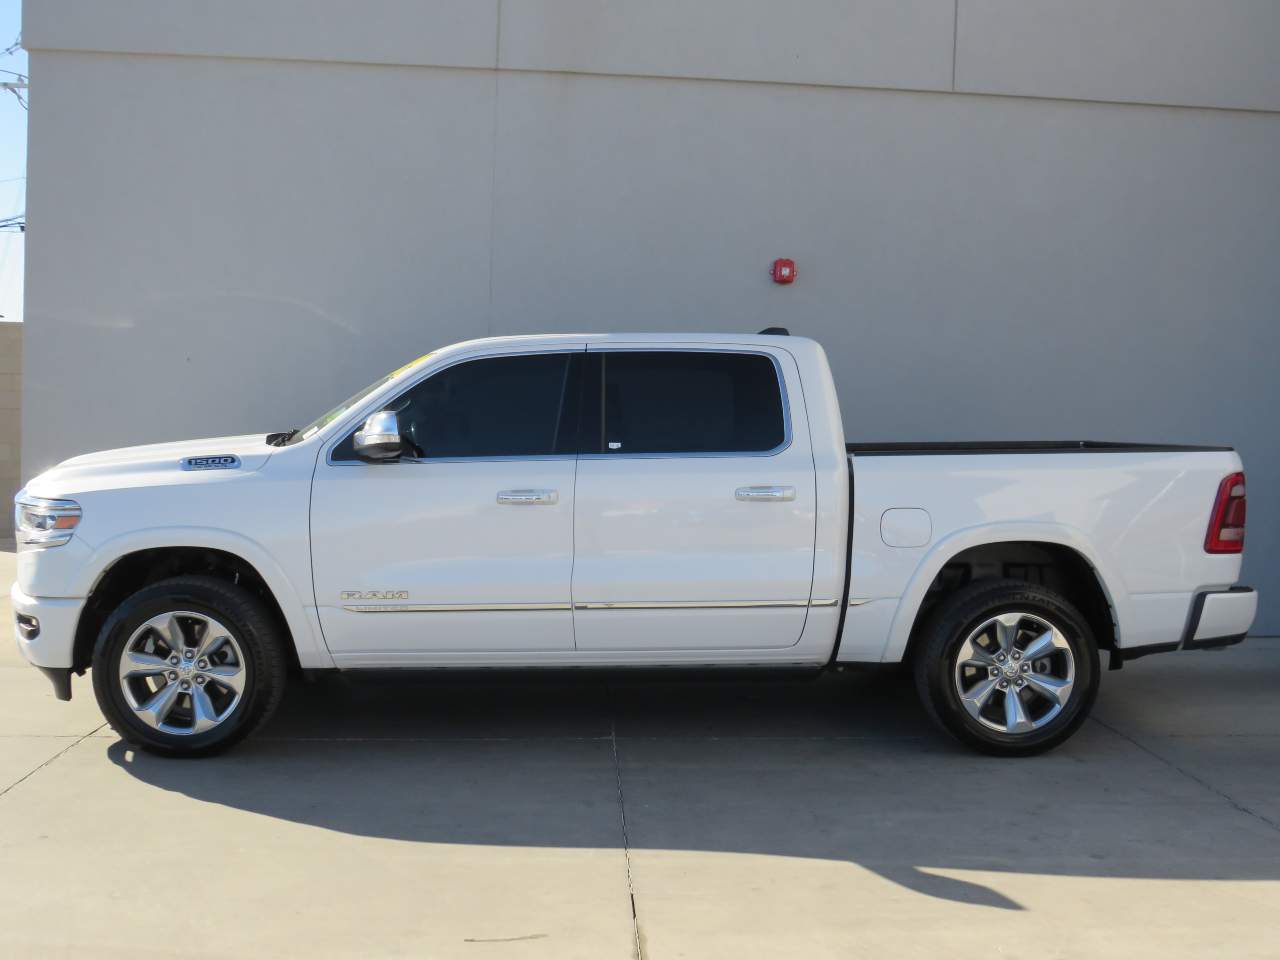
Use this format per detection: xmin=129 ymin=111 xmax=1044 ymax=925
xmin=24 ymin=434 xmax=276 ymax=497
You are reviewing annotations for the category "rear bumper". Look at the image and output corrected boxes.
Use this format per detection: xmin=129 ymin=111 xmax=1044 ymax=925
xmin=1115 ymin=586 xmax=1256 ymax=666
xmin=1185 ymin=586 xmax=1256 ymax=649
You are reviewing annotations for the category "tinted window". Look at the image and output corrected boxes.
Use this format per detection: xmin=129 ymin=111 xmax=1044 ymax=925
xmin=334 ymin=352 xmax=581 ymax=460
xmin=593 ymin=351 xmax=785 ymax=455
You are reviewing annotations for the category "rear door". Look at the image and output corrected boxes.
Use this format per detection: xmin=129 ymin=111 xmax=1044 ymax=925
xmin=571 ymin=345 xmax=817 ymax=652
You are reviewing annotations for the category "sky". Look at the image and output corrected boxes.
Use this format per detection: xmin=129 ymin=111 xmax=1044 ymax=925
xmin=0 ymin=0 xmax=25 ymax=323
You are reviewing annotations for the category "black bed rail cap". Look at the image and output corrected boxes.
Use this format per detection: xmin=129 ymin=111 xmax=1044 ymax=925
xmin=758 ymin=327 xmax=790 ymax=336
xmin=846 ymin=440 xmax=1235 ymax=456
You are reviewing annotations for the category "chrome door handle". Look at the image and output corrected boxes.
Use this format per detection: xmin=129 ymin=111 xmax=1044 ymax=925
xmin=497 ymin=489 xmax=559 ymax=505
xmin=735 ymin=485 xmax=796 ymax=502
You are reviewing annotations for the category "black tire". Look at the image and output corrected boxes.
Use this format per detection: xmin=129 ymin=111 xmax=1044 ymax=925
xmin=912 ymin=579 xmax=1100 ymax=757
xmin=91 ymin=576 xmax=287 ymax=757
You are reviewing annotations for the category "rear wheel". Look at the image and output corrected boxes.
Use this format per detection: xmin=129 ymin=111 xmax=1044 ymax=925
xmin=92 ymin=576 xmax=287 ymax=757
xmin=912 ymin=579 xmax=1099 ymax=756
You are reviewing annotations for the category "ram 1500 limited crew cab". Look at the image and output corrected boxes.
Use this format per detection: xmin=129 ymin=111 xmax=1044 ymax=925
xmin=12 ymin=333 xmax=1257 ymax=756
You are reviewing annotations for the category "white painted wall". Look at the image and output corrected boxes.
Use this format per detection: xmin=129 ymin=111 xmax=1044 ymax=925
xmin=957 ymin=0 xmax=1280 ymax=112
xmin=20 ymin=1 xmax=1280 ymax=628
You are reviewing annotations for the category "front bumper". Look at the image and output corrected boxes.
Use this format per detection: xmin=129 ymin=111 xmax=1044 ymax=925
xmin=1115 ymin=586 xmax=1256 ymax=667
xmin=10 ymin=582 xmax=85 ymax=698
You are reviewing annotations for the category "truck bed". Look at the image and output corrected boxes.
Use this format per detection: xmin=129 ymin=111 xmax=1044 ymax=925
xmin=837 ymin=440 xmax=1247 ymax=663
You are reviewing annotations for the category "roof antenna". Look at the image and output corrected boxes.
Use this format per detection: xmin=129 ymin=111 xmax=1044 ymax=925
xmin=758 ymin=327 xmax=790 ymax=336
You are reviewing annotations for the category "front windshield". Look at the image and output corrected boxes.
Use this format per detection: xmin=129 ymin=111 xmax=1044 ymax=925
xmin=288 ymin=352 xmax=435 ymax=443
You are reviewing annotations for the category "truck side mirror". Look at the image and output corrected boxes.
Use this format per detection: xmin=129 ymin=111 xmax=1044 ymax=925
xmin=353 ymin=410 xmax=404 ymax=462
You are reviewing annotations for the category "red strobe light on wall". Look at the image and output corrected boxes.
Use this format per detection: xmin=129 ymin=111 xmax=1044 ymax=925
xmin=771 ymin=258 xmax=796 ymax=284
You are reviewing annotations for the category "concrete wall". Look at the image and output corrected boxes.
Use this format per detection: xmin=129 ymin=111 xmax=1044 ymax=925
xmin=20 ymin=1 xmax=1280 ymax=628
xmin=0 ymin=322 xmax=19 ymax=535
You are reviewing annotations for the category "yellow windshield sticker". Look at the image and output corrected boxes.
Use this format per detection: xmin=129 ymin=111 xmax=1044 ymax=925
xmin=390 ymin=352 xmax=435 ymax=378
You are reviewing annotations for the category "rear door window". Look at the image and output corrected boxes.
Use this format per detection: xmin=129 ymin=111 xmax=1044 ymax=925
xmin=588 ymin=351 xmax=786 ymax=455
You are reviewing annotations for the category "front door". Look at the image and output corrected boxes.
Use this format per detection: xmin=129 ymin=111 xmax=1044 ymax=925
xmin=310 ymin=347 xmax=584 ymax=664
xmin=571 ymin=346 xmax=817 ymax=652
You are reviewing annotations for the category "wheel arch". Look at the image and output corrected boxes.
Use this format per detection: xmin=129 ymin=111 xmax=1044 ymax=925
xmin=883 ymin=524 xmax=1125 ymax=665
xmin=72 ymin=529 xmax=329 ymax=673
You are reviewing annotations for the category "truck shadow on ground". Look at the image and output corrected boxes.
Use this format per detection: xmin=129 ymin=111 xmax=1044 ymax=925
xmin=106 ymin=662 xmax=1280 ymax=912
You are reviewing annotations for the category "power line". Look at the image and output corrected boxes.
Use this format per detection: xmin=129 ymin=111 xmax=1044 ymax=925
xmin=2 ymin=34 xmax=30 ymax=111
xmin=0 ymin=36 xmax=24 ymax=237
xmin=1 ymin=81 xmax=27 ymax=111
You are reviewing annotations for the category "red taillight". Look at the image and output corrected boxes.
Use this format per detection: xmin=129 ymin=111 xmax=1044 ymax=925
xmin=1205 ymin=472 xmax=1246 ymax=554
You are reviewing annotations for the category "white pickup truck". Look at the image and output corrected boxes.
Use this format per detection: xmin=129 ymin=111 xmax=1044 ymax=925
xmin=12 ymin=332 xmax=1257 ymax=757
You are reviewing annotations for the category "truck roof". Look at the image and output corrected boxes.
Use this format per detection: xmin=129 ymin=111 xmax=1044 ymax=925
xmin=438 ymin=332 xmax=814 ymax=351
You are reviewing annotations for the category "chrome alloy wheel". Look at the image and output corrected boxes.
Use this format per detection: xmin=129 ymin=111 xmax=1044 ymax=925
xmin=116 ymin=611 xmax=248 ymax=735
xmin=952 ymin=611 xmax=1076 ymax=735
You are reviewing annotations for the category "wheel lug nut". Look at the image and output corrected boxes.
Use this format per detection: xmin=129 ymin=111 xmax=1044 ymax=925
xmin=995 ymin=653 xmax=1006 ymax=663
xmin=197 ymin=659 xmax=208 ymax=670
xmin=195 ymin=675 xmax=207 ymax=686
xmin=989 ymin=667 xmax=1000 ymax=678
xmin=166 ymin=671 xmax=178 ymax=681
xmin=183 ymin=649 xmax=195 ymax=660
xmin=1021 ymin=663 xmax=1031 ymax=673
xmin=179 ymin=679 xmax=191 ymax=691
xmin=1016 ymin=679 xmax=1026 ymax=688
xmin=1012 ymin=651 xmax=1021 ymax=661
xmin=998 ymin=679 xmax=1009 ymax=689
xmin=168 ymin=656 xmax=180 ymax=666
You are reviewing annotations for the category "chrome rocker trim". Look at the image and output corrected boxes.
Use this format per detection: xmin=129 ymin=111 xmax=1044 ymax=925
xmin=343 ymin=599 xmax=840 ymax=613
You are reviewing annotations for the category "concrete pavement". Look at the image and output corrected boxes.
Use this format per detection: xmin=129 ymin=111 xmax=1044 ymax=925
xmin=2 ymin=542 xmax=1279 ymax=958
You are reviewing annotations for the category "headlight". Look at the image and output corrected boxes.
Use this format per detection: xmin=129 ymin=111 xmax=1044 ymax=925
xmin=14 ymin=494 xmax=82 ymax=547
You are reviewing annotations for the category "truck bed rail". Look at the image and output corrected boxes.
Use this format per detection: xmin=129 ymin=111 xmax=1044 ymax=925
xmin=847 ymin=441 xmax=1233 ymax=456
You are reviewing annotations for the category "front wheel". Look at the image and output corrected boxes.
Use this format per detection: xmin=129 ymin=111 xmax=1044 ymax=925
xmin=912 ymin=579 xmax=1100 ymax=756
xmin=92 ymin=576 xmax=288 ymax=757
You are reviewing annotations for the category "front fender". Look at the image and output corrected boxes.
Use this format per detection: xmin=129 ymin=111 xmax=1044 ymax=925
xmin=878 ymin=521 xmax=1126 ymax=663
xmin=82 ymin=527 xmax=332 ymax=669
